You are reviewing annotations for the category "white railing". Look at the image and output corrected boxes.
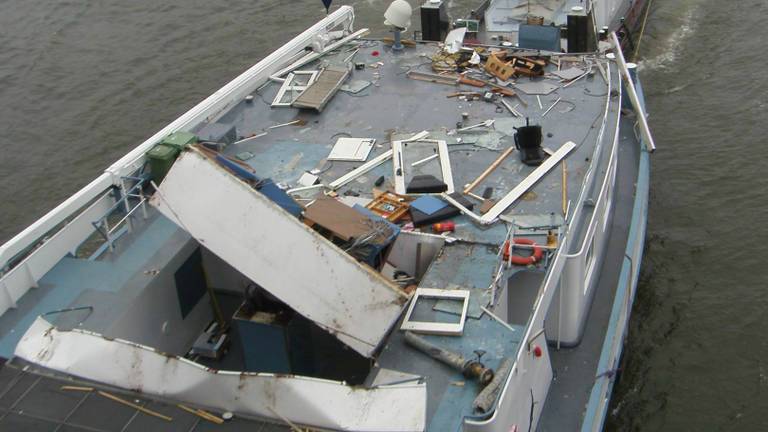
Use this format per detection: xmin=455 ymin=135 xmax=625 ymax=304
xmin=465 ymin=58 xmax=621 ymax=431
xmin=0 ymin=191 xmax=114 ymax=314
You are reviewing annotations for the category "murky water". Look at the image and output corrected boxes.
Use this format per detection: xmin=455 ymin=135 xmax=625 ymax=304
xmin=1 ymin=0 xmax=765 ymax=430
xmin=607 ymin=0 xmax=768 ymax=430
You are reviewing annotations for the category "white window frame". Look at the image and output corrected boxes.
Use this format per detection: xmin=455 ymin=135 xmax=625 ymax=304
xmin=271 ymin=71 xmax=319 ymax=107
xmin=392 ymin=139 xmax=455 ymax=195
xmin=400 ymin=288 xmax=469 ymax=336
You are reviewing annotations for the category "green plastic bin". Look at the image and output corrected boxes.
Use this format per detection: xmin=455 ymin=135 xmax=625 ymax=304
xmin=146 ymin=131 xmax=198 ymax=184
xmin=147 ymin=143 xmax=180 ymax=184
xmin=161 ymin=131 xmax=197 ymax=148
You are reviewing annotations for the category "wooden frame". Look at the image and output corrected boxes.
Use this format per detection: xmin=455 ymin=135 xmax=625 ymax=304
xmin=271 ymin=71 xmax=318 ymax=107
xmin=365 ymin=192 xmax=410 ymax=222
xmin=400 ymin=288 xmax=470 ymax=336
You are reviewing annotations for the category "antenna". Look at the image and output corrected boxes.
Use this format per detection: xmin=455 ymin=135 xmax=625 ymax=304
xmin=384 ymin=0 xmax=412 ymax=51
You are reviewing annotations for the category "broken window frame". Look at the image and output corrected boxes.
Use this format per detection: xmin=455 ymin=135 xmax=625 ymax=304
xmin=271 ymin=71 xmax=319 ymax=107
xmin=392 ymin=139 xmax=455 ymax=195
xmin=400 ymin=288 xmax=470 ymax=336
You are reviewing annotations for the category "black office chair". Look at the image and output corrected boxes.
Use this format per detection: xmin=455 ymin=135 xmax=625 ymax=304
xmin=514 ymin=119 xmax=546 ymax=166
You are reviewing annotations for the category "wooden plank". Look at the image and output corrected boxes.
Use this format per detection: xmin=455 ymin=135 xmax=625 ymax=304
xmin=480 ymin=141 xmax=577 ymax=223
xmin=463 ymin=145 xmax=516 ymax=194
xmin=292 ymin=66 xmax=350 ymax=112
xmin=304 ymin=197 xmax=375 ymax=241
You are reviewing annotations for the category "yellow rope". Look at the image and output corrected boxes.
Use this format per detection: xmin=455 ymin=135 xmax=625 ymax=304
xmin=633 ymin=0 xmax=654 ymax=59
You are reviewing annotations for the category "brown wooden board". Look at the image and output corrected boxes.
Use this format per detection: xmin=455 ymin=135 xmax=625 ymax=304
xmin=304 ymin=196 xmax=376 ymax=241
xmin=292 ymin=66 xmax=350 ymax=112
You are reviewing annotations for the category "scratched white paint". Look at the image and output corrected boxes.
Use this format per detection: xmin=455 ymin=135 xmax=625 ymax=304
xmin=15 ymin=318 xmax=426 ymax=431
xmin=150 ymin=148 xmax=407 ymax=357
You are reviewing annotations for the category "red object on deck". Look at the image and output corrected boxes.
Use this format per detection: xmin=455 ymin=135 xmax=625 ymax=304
xmin=533 ymin=345 xmax=543 ymax=358
xmin=432 ymin=221 xmax=455 ymax=233
xmin=502 ymin=238 xmax=543 ymax=266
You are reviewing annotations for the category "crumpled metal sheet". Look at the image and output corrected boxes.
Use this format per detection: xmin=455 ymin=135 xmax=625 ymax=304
xmin=15 ymin=317 xmax=427 ymax=432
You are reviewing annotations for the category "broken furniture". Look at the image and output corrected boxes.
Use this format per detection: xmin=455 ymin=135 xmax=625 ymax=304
xmin=272 ymin=71 xmax=319 ymax=107
xmin=304 ymin=196 xmax=390 ymax=242
xmin=292 ymin=66 xmax=350 ymax=112
xmin=485 ymin=52 xmax=547 ymax=79
xmin=151 ymin=147 xmax=408 ymax=357
xmin=392 ymin=139 xmax=454 ymax=195
xmin=515 ymin=120 xmax=545 ymax=166
xmin=189 ymin=322 xmax=228 ymax=360
xmin=303 ymin=196 xmax=400 ymax=267
xmin=366 ymin=191 xmax=411 ymax=222
xmin=409 ymin=193 xmax=472 ymax=227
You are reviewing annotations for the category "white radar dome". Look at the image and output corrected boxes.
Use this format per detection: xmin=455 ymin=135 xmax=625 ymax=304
xmin=384 ymin=0 xmax=412 ymax=29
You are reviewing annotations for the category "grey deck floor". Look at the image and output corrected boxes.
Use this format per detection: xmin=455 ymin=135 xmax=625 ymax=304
xmin=0 ymin=361 xmax=292 ymax=432
xmin=537 ymin=114 xmax=642 ymax=431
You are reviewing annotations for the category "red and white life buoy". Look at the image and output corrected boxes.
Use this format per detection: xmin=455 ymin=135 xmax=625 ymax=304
xmin=502 ymin=238 xmax=543 ymax=266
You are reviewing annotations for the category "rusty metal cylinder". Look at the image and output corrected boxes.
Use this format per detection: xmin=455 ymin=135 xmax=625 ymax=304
xmin=404 ymin=331 xmax=494 ymax=385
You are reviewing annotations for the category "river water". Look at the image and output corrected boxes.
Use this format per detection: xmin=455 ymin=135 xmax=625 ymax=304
xmin=0 ymin=0 xmax=764 ymax=430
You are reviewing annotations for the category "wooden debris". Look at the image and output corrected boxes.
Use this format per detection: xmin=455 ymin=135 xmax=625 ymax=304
xmin=484 ymin=53 xmax=516 ymax=81
xmin=381 ymin=36 xmax=417 ymax=47
xmin=177 ymin=404 xmax=225 ymax=424
xmin=60 ymin=385 xmax=94 ymax=392
xmin=464 ymin=146 xmax=516 ymax=194
xmin=479 ymin=199 xmax=496 ymax=214
xmin=366 ymin=191 xmax=411 ymax=222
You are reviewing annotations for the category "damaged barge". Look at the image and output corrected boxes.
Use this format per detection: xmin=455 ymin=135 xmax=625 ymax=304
xmin=0 ymin=0 xmax=653 ymax=430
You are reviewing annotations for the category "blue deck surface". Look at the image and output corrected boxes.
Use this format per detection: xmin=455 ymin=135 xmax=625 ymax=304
xmin=0 ymin=215 xmax=180 ymax=357
xmin=375 ymin=241 xmax=527 ymax=431
xmin=377 ymin=310 xmax=523 ymax=432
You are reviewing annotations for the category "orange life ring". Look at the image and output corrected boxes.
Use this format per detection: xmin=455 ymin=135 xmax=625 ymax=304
xmin=503 ymin=238 xmax=543 ymax=266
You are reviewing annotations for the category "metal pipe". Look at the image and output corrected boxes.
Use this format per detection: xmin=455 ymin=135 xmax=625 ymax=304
xmin=542 ymin=97 xmax=562 ymax=117
xmin=499 ymin=98 xmax=522 ymax=117
xmin=473 ymin=358 xmax=513 ymax=413
xmin=404 ymin=331 xmax=494 ymax=385
xmin=611 ymin=32 xmax=656 ymax=152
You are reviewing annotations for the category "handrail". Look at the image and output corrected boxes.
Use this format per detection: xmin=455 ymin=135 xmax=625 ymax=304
xmin=563 ymin=61 xmax=619 ymax=259
xmin=0 ymin=6 xmax=357 ymax=271
xmin=465 ymin=57 xmax=623 ymax=431
xmin=91 ymin=175 xmax=149 ymax=250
